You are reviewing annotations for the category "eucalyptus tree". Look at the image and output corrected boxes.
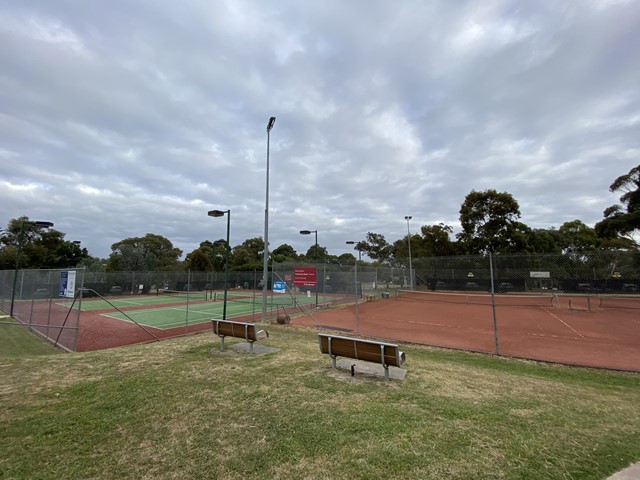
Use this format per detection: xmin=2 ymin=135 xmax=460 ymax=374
xmin=596 ymin=163 xmax=640 ymax=244
xmin=357 ymin=232 xmax=393 ymax=263
xmin=457 ymin=189 xmax=522 ymax=253
xmin=107 ymin=234 xmax=182 ymax=272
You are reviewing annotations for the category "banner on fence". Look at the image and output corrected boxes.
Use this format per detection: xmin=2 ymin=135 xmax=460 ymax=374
xmin=294 ymin=267 xmax=316 ymax=287
xmin=59 ymin=271 xmax=76 ymax=298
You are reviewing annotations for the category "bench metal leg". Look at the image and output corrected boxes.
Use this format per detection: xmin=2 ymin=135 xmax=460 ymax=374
xmin=384 ymin=365 xmax=389 ymax=380
xmin=331 ymin=355 xmax=337 ymax=369
xmin=220 ymin=336 xmax=225 ymax=351
xmin=249 ymin=341 xmax=254 ymax=353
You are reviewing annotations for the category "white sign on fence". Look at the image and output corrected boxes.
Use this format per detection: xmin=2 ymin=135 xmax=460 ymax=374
xmin=530 ymin=271 xmax=550 ymax=278
xmin=59 ymin=270 xmax=76 ymax=298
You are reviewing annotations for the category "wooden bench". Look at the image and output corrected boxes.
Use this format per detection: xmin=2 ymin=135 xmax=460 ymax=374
xmin=318 ymin=333 xmax=406 ymax=379
xmin=211 ymin=319 xmax=269 ymax=353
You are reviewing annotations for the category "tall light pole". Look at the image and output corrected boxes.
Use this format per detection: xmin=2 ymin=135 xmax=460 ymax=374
xmin=208 ymin=209 xmax=230 ymax=320
xmin=404 ymin=215 xmax=414 ymax=290
xmin=262 ymin=116 xmax=276 ymax=322
xmin=346 ymin=241 xmax=361 ymax=333
xmin=299 ymin=229 xmax=318 ymax=306
xmin=10 ymin=219 xmax=54 ymax=317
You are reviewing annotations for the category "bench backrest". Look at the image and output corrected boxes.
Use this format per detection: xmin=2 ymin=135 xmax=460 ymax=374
xmin=318 ymin=334 xmax=405 ymax=367
xmin=212 ymin=319 xmax=259 ymax=341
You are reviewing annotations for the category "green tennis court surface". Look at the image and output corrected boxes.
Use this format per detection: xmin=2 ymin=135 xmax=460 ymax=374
xmin=102 ymin=303 xmax=251 ymax=329
xmin=95 ymin=292 xmax=334 ymax=329
xmin=60 ymin=290 xmax=332 ymax=312
xmin=58 ymin=294 xmax=207 ymax=311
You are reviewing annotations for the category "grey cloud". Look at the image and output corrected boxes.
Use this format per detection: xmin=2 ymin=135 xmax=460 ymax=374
xmin=1 ymin=0 xmax=638 ymax=258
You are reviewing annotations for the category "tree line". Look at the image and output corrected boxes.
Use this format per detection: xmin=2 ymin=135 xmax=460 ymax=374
xmin=1 ymin=164 xmax=638 ymax=273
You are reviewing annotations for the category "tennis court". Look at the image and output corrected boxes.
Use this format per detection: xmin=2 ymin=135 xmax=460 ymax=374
xmin=293 ymin=290 xmax=640 ymax=372
xmin=60 ymin=290 xmax=340 ymax=351
xmin=57 ymin=292 xmax=208 ymax=311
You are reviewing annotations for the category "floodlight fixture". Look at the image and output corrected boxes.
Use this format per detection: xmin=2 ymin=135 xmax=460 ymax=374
xmin=262 ymin=116 xmax=276 ymax=322
xmin=34 ymin=221 xmax=54 ymax=228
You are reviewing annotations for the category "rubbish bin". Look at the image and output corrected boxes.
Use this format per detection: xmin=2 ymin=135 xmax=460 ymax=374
xmin=382 ymin=292 xmax=390 ymax=299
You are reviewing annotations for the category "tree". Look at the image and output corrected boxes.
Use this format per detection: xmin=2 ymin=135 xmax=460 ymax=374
xmin=272 ymin=244 xmax=298 ymax=263
xmin=457 ymin=189 xmax=522 ymax=253
xmin=527 ymin=228 xmax=561 ymax=254
xmin=420 ymin=224 xmax=459 ymax=256
xmin=76 ymin=256 xmax=107 ymax=272
xmin=1 ymin=217 xmax=51 ymax=269
xmin=336 ymin=253 xmax=356 ymax=265
xmin=0 ymin=216 xmax=88 ymax=269
xmin=357 ymin=233 xmax=393 ymax=263
xmin=230 ymin=237 xmax=264 ymax=270
xmin=107 ymin=234 xmax=182 ymax=271
xmin=188 ymin=240 xmax=226 ymax=272
xmin=304 ymin=244 xmax=328 ymax=261
xmin=557 ymin=220 xmax=599 ymax=256
xmin=595 ymin=163 xmax=640 ymax=243
xmin=185 ymin=247 xmax=213 ymax=271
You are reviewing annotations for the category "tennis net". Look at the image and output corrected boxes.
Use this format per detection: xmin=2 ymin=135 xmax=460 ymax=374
xmin=161 ymin=289 xmax=207 ymax=300
xmin=215 ymin=291 xmax=295 ymax=307
xmin=598 ymin=296 xmax=640 ymax=310
xmin=396 ymin=289 xmax=558 ymax=307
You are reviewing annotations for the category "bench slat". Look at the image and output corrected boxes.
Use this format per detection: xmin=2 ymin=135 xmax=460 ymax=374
xmin=318 ymin=334 xmax=406 ymax=368
xmin=212 ymin=320 xmax=268 ymax=346
xmin=214 ymin=320 xmax=257 ymax=341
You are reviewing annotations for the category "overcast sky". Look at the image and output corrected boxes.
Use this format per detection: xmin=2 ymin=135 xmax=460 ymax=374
xmin=1 ymin=0 xmax=639 ymax=260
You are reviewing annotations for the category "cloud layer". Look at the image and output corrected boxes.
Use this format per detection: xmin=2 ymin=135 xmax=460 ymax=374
xmin=1 ymin=0 xmax=639 ymax=258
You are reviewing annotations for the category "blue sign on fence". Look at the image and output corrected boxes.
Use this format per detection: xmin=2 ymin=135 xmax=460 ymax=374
xmin=58 ymin=271 xmax=76 ymax=298
xmin=273 ymin=281 xmax=286 ymax=293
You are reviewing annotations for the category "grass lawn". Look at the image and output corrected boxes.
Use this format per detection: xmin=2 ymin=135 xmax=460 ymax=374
xmin=0 ymin=317 xmax=61 ymax=357
xmin=1 ymin=324 xmax=639 ymax=479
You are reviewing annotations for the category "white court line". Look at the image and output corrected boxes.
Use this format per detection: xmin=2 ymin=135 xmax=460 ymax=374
xmin=542 ymin=307 xmax=585 ymax=338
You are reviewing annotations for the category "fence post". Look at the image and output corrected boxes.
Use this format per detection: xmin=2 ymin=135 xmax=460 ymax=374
xmin=489 ymin=252 xmax=499 ymax=355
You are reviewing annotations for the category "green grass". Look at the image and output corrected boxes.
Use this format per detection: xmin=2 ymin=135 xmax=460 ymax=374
xmin=1 ymin=325 xmax=639 ymax=479
xmin=0 ymin=317 xmax=61 ymax=357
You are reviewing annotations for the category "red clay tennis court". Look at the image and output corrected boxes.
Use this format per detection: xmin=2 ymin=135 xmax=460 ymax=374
xmin=292 ymin=290 xmax=640 ymax=372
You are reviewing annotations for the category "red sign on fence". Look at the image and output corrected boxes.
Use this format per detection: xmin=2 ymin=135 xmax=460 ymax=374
xmin=294 ymin=267 xmax=317 ymax=287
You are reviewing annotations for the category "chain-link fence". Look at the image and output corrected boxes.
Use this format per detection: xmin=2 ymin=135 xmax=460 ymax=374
xmin=280 ymin=250 xmax=640 ymax=297
xmin=0 ymin=267 xmax=84 ymax=351
xmin=1 ymin=250 xmax=638 ymax=355
xmin=0 ymin=267 xmax=317 ymax=352
xmin=407 ymin=250 xmax=640 ymax=294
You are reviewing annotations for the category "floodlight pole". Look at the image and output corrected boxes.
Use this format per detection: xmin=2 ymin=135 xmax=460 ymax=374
xmin=208 ymin=209 xmax=230 ymax=320
xmin=346 ymin=241 xmax=361 ymax=333
xmin=10 ymin=220 xmax=54 ymax=317
xmin=262 ymin=116 xmax=276 ymax=322
xmin=405 ymin=215 xmax=414 ymax=290
xmin=300 ymin=229 xmax=318 ymax=307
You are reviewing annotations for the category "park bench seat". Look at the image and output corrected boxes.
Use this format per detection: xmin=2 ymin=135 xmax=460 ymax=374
xmin=212 ymin=319 xmax=268 ymax=353
xmin=318 ymin=333 xmax=406 ymax=379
